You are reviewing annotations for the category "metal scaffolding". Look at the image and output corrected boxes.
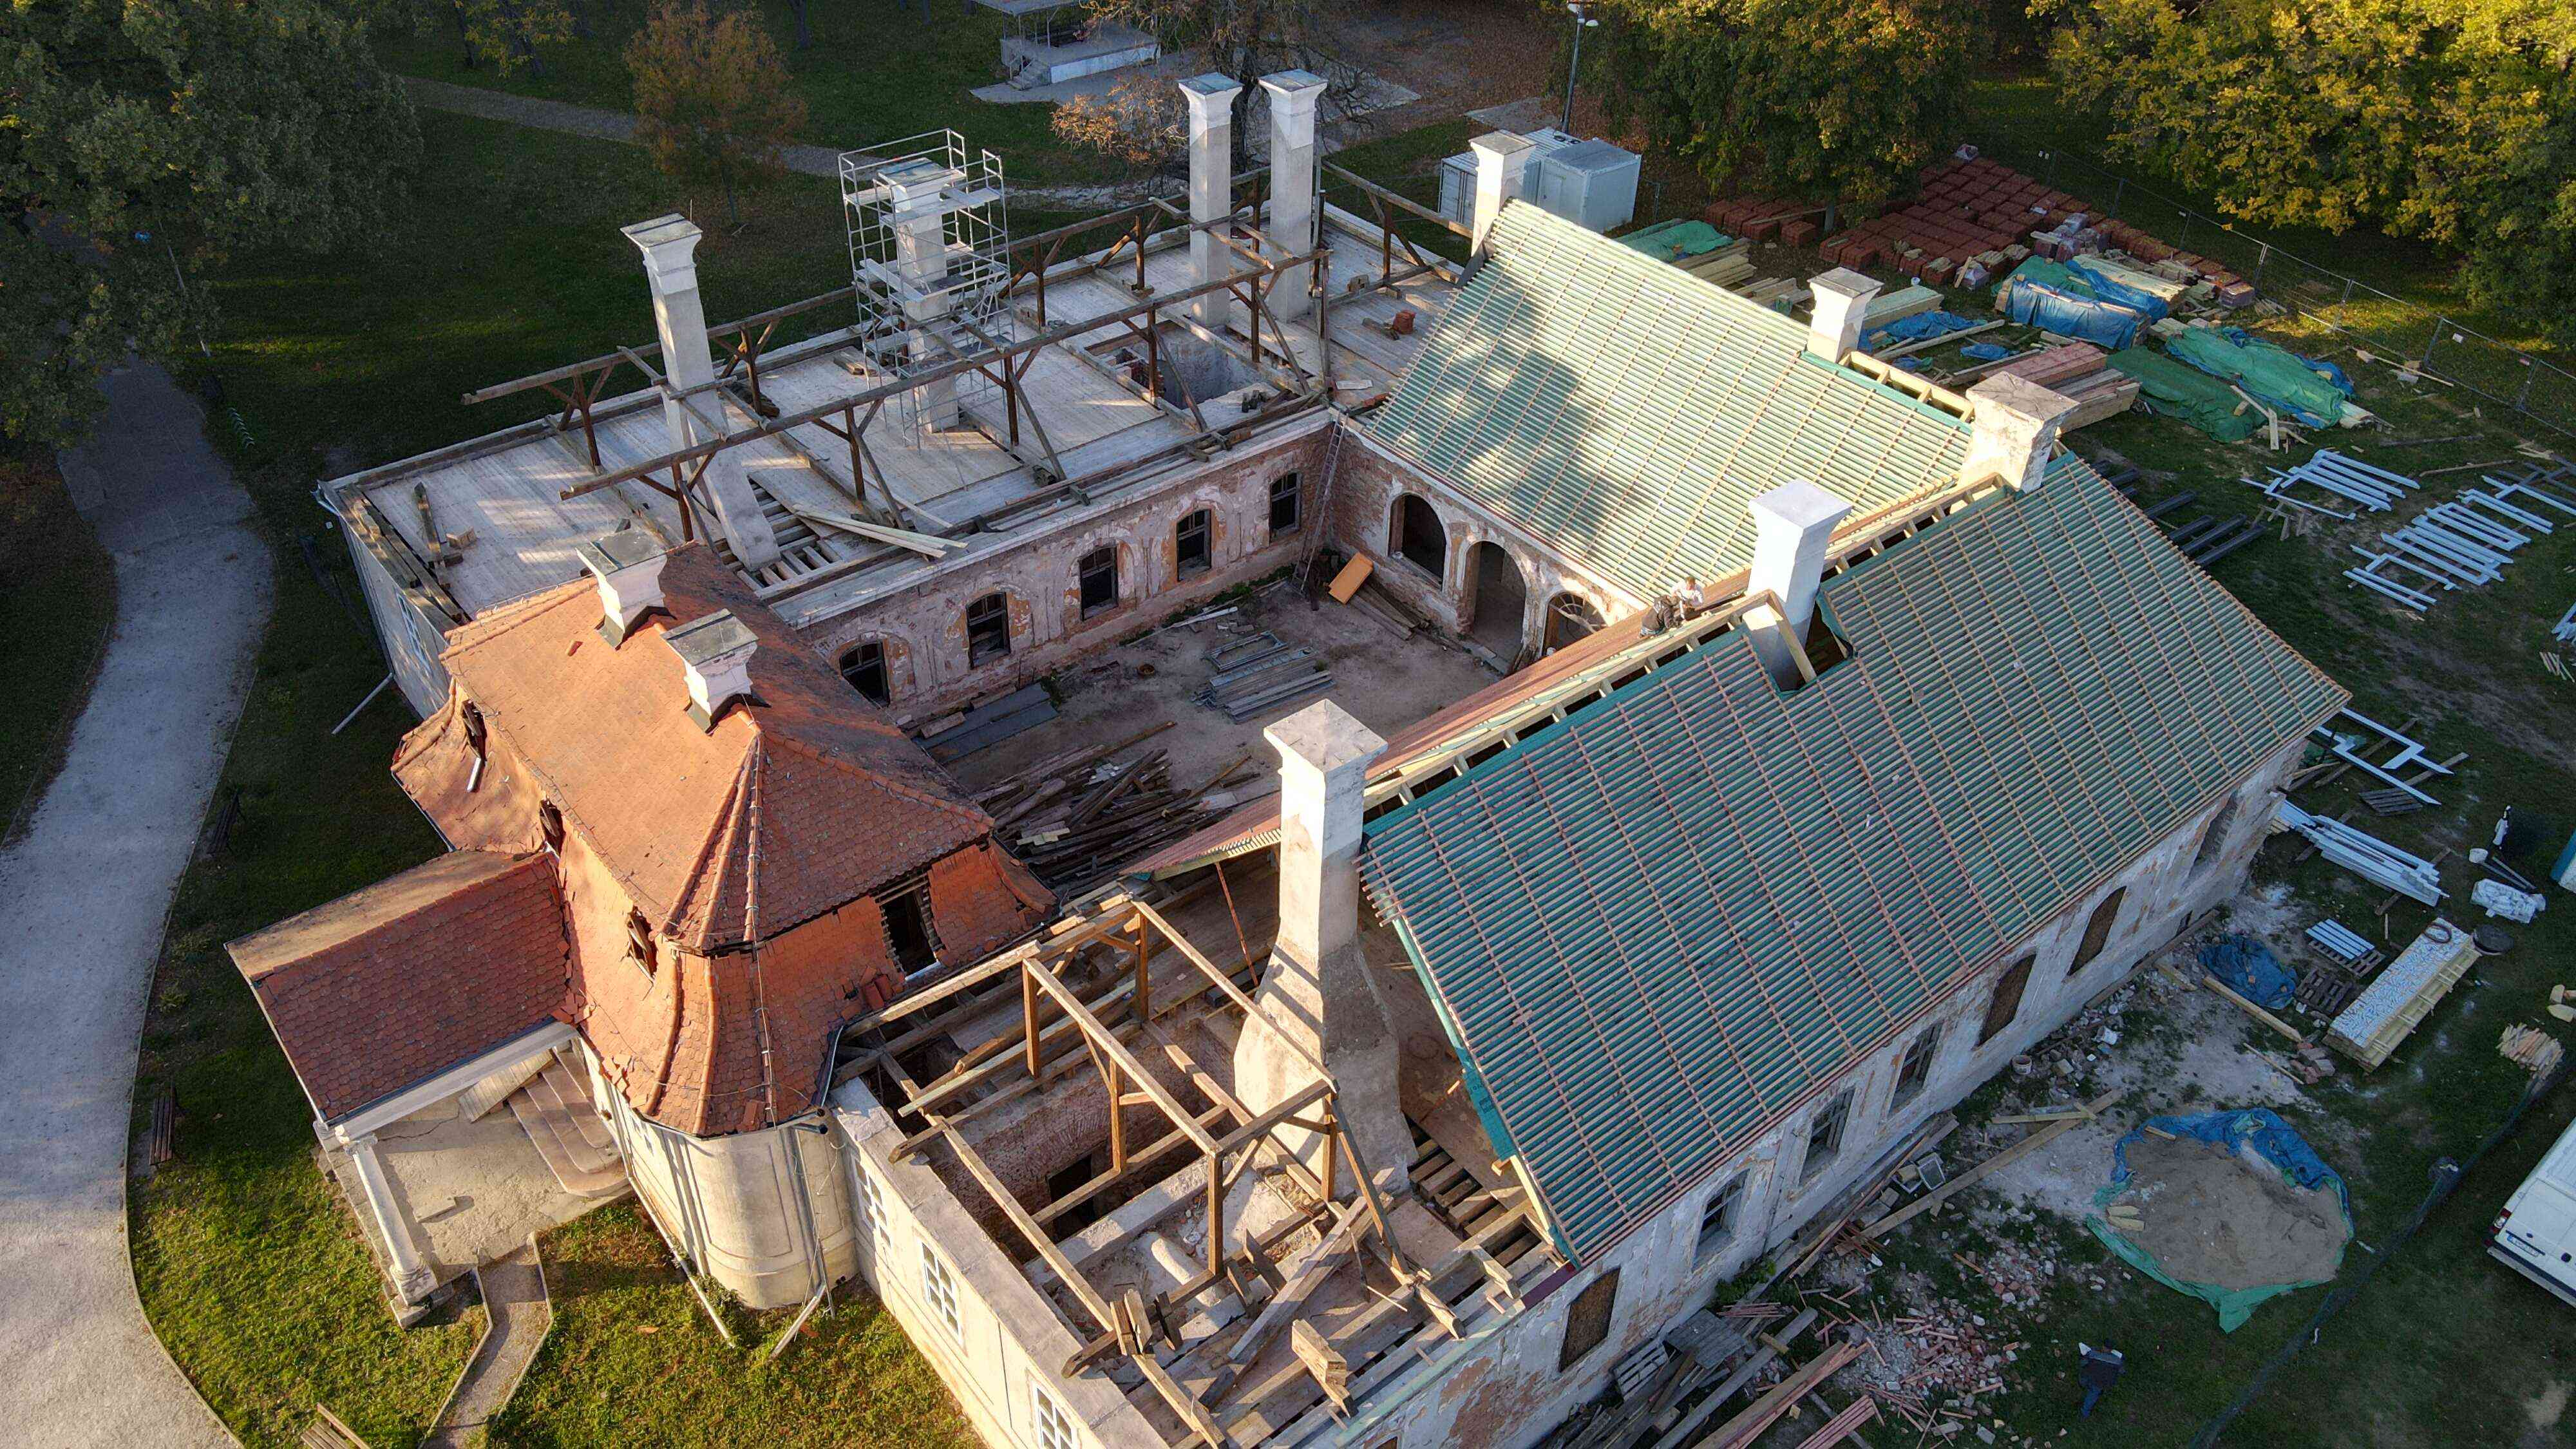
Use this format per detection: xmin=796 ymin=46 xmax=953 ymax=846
xmin=840 ymin=130 xmax=1014 ymax=429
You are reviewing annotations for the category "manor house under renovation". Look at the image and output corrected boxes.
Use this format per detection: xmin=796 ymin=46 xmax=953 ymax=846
xmin=230 ymin=69 xmax=2344 ymax=1449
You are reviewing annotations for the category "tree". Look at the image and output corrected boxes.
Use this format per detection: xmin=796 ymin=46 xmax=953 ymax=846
xmin=626 ymin=0 xmax=808 ymax=229
xmin=2041 ymin=0 xmax=2576 ymax=341
xmin=1074 ymin=0 xmax=1368 ymax=166
xmin=1 ymin=0 xmax=420 ymax=446
xmin=1595 ymin=0 xmax=1978 ymax=206
xmin=1052 ymin=75 xmax=1190 ymax=178
xmin=370 ymin=0 xmax=577 ymax=74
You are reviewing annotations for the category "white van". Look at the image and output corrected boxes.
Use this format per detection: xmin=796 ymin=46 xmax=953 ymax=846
xmin=2492 ymin=1114 xmax=2576 ymax=1306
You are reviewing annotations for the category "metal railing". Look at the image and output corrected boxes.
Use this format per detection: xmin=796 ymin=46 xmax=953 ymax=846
xmin=1991 ymin=142 xmax=2576 ymax=439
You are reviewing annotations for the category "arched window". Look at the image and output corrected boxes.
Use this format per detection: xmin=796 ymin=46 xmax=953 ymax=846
xmin=1175 ymin=508 xmax=1213 ymax=578
xmin=1078 ymin=547 xmax=1119 ymax=618
xmin=840 ymin=640 xmax=889 ymax=705
xmin=1391 ymin=494 xmax=1447 ymax=577
xmin=965 ymin=593 xmax=1011 ymax=666
xmin=2190 ymin=798 xmax=2238 ymax=877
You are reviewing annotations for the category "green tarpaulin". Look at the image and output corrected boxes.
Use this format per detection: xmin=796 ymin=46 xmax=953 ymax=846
xmin=2106 ymin=346 xmax=2260 ymax=441
xmin=1617 ymin=219 xmax=1731 ymax=260
xmin=2167 ymin=327 xmax=2351 ymax=426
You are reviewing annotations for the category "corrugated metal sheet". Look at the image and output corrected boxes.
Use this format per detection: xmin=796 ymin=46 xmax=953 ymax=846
xmin=1361 ymin=460 xmax=2346 ymax=1262
xmin=1368 ymin=204 xmax=1975 ymax=599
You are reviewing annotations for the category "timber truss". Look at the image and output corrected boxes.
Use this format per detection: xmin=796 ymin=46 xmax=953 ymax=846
xmin=426 ymin=168 xmax=1454 ymax=603
xmin=829 ymin=888 xmax=1550 ymax=1447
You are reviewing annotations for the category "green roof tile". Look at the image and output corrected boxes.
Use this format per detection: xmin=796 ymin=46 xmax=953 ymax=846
xmin=1361 ymin=460 xmax=2344 ymax=1263
xmin=1368 ymin=204 xmax=1976 ymax=599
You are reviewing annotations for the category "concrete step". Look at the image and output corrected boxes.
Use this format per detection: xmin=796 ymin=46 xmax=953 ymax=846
xmin=507 ymin=1088 xmax=627 ymax=1198
xmin=536 ymin=1058 xmax=618 ymax=1155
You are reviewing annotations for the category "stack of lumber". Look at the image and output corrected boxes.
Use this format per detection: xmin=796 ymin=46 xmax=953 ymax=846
xmin=1679 ymin=244 xmax=1754 ymax=289
xmin=1622 ymin=220 xmax=1758 ymax=289
xmin=1733 ymin=276 xmax=1806 ymax=309
xmin=972 ymin=722 xmax=1241 ymax=892
xmin=1195 ymin=630 xmax=1336 ymax=722
xmin=2501 ymin=1024 xmax=2565 ymax=1082
xmin=1860 ymin=285 xmax=1942 ymax=328
xmin=1992 ymin=342 xmax=2141 ymax=431
xmin=2325 ymin=918 xmax=2480 ymax=1068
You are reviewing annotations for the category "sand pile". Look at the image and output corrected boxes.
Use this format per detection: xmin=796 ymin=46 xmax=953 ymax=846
xmin=2109 ymin=1135 xmax=2348 ymax=1290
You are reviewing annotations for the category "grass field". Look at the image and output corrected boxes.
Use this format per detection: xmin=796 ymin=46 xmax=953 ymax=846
xmin=494 ymin=1205 xmax=971 ymax=1448
xmin=377 ymin=0 xmax=1128 ymax=185
xmin=0 ymin=448 xmax=115 ymax=840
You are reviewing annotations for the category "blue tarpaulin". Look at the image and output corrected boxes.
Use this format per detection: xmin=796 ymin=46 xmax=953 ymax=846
xmin=2067 ymin=256 xmax=2172 ymax=323
xmin=1996 ymin=260 xmax=2146 ymax=350
xmin=1865 ymin=310 xmax=1981 ymax=351
xmin=2199 ymin=933 xmax=2295 ymax=1010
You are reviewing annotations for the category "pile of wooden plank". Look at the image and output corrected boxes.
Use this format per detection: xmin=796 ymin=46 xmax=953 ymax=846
xmin=1984 ymin=342 xmax=2141 ymax=431
xmin=1196 ymin=630 xmax=1336 ymax=722
xmin=2501 ymin=1023 xmax=2565 ymax=1082
xmin=2325 ymin=918 xmax=2481 ymax=1068
xmin=972 ymin=722 xmax=1243 ymax=893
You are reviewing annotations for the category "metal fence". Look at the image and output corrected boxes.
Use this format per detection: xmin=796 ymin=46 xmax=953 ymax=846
xmin=1996 ymin=145 xmax=2576 ymax=440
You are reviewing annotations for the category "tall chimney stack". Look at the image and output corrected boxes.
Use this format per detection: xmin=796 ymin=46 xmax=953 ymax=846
xmin=1744 ymin=480 xmax=1853 ymax=687
xmin=1962 ymin=374 xmax=2080 ymax=492
xmin=623 ymin=216 xmax=783 ymax=571
xmin=1260 ymin=70 xmax=1328 ymax=315
xmin=576 ymin=527 xmax=668 ymax=646
xmin=1805 ymin=268 xmax=1882 ymax=365
xmin=1468 ymin=131 xmax=1535 ymax=258
xmin=1235 ymin=699 xmax=1412 ymax=1199
xmin=1179 ymin=73 xmax=1243 ymax=331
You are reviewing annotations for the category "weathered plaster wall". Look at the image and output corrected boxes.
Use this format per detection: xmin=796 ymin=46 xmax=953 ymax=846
xmin=1321 ymin=429 xmax=1637 ymax=663
xmin=805 ymin=422 xmax=1332 ymax=722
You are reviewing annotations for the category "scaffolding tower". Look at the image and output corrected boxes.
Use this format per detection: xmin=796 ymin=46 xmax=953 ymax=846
xmin=840 ymin=131 xmax=1014 ymax=431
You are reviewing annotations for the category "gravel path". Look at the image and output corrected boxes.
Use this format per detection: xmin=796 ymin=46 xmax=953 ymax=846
xmin=0 ymin=362 xmax=270 ymax=1448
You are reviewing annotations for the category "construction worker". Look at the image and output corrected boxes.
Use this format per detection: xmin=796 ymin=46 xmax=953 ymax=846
xmin=1676 ymin=575 xmax=1711 ymax=614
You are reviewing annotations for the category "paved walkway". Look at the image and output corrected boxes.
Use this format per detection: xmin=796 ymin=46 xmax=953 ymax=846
xmin=0 ymin=363 xmax=270 ymax=1447
xmin=425 ymin=1244 xmax=552 ymax=1448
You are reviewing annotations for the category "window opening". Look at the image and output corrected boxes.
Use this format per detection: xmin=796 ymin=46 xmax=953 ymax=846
xmin=965 ymin=593 xmax=1011 ymax=666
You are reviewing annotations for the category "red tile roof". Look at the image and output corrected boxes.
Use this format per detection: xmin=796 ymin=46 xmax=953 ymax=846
xmin=396 ymin=544 xmax=996 ymax=952
xmin=230 ymin=850 xmax=570 ymax=1123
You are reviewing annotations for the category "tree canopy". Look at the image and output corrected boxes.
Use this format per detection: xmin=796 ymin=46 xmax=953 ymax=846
xmin=626 ymin=0 xmax=807 ymax=228
xmin=1597 ymin=0 xmax=1978 ymax=205
xmin=3 ymin=0 xmax=419 ymax=445
xmin=2043 ymin=0 xmax=2576 ymax=340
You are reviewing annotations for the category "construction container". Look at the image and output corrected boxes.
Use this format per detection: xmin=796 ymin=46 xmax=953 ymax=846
xmin=1533 ymin=140 xmax=1640 ymax=233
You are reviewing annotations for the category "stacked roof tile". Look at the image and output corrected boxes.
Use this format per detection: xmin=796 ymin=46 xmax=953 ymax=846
xmin=1367 ymin=203 xmax=1974 ymax=600
xmin=1360 ymin=459 xmax=2344 ymax=1263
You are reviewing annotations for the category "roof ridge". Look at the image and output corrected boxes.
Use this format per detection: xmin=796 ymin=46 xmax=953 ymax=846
xmin=667 ymin=748 xmax=760 ymax=949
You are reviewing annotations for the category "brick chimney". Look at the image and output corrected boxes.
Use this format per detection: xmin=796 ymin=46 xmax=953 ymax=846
xmin=1744 ymin=480 xmax=1853 ymax=687
xmin=664 ymin=610 xmax=759 ymax=731
xmin=1180 ymin=73 xmax=1242 ymax=331
xmin=1805 ymin=267 xmax=1882 ymax=365
xmin=1962 ymin=374 xmax=2081 ymax=492
xmin=1235 ymin=699 xmax=1412 ymax=1199
xmin=1261 ymin=70 xmax=1328 ymax=312
xmin=1469 ymin=131 xmax=1535 ymax=258
xmin=577 ymin=527 xmax=668 ymax=646
xmin=623 ymin=215 xmax=783 ymax=572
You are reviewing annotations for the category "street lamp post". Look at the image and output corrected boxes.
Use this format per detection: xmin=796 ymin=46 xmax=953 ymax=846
xmin=1561 ymin=3 xmax=1598 ymax=135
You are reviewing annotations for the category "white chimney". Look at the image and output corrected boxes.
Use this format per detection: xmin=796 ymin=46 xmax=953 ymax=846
xmin=1468 ymin=131 xmax=1535 ymax=257
xmin=1234 ymin=699 xmax=1412 ymax=1199
xmin=883 ymin=162 xmax=965 ymax=431
xmin=576 ymin=527 xmax=668 ymax=646
xmin=1179 ymin=73 xmax=1242 ymax=331
xmin=1260 ymin=70 xmax=1328 ymax=314
xmin=1805 ymin=267 xmax=1882 ymax=364
xmin=623 ymin=215 xmax=783 ymax=572
xmin=1745 ymin=480 xmax=1853 ymax=687
xmin=1962 ymin=374 xmax=2081 ymax=492
xmin=664 ymin=610 xmax=759 ymax=731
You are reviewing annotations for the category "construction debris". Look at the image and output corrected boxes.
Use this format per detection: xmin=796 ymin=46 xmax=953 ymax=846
xmin=1195 ymin=630 xmax=1336 ymax=721
xmin=2274 ymin=800 xmax=2445 ymax=904
xmin=2501 ymin=1023 xmax=2566 ymax=1081
xmin=970 ymin=721 xmax=1236 ymax=892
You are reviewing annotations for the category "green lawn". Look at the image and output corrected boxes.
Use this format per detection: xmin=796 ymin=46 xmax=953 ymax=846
xmin=0 ymin=448 xmax=114 ymax=840
xmin=495 ymin=1206 xmax=972 ymax=1448
xmin=378 ymin=0 xmax=1128 ymax=185
xmin=1822 ymin=307 xmax=2576 ymax=1445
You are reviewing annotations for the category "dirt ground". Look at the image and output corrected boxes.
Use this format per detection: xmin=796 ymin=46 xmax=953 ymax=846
xmin=2108 ymin=1135 xmax=2349 ymax=1291
xmin=1325 ymin=0 xmax=1562 ymax=118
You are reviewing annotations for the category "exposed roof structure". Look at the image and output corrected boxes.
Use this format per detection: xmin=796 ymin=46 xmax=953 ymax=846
xmin=1368 ymin=204 xmax=1975 ymax=599
xmin=231 ymin=850 xmax=570 ymax=1122
xmin=1360 ymin=459 xmax=2345 ymax=1262
xmin=396 ymin=544 xmax=997 ymax=952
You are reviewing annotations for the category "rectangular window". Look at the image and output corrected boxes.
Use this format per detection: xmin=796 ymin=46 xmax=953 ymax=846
xmin=1078 ymin=546 xmax=1119 ymax=618
xmin=840 ymin=640 xmax=889 ymax=705
xmin=878 ymin=879 xmax=940 ymax=974
xmin=1893 ymin=1027 xmax=1940 ymax=1109
xmin=1558 ymin=1267 xmax=1620 ymax=1372
xmin=1802 ymin=1092 xmax=1852 ymax=1182
xmin=1033 ymin=1385 xmax=1079 ymax=1449
xmin=1176 ymin=508 xmax=1213 ymax=578
xmin=921 ymin=1245 xmax=963 ymax=1340
xmin=1269 ymin=471 xmax=1302 ymax=535
xmin=965 ymin=592 xmax=1011 ymax=666
xmin=851 ymin=1158 xmax=889 ymax=1248
xmin=1696 ymin=1176 xmax=1745 ymax=1261
xmin=1980 ymin=954 xmax=2035 ymax=1045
